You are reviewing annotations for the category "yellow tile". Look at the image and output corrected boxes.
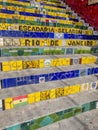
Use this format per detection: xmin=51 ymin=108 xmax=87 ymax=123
xmin=17 ymin=60 xmax=23 ymax=70
xmin=64 ymin=86 xmax=69 ymax=96
xmin=35 ymin=92 xmax=40 ymax=102
xmin=68 ymin=86 xmax=76 ymax=94
xmin=4 ymin=98 xmax=13 ymax=110
xmin=39 ymin=59 xmax=44 ymax=68
xmin=63 ymin=58 xmax=70 ymax=66
xmin=2 ymin=62 xmax=10 ymax=72
xmin=28 ymin=93 xmax=35 ymax=104
xmin=40 ymin=90 xmax=50 ymax=100
xmin=73 ymin=84 xmax=81 ymax=93
xmin=10 ymin=61 xmax=17 ymax=71
xmin=50 ymin=89 xmax=55 ymax=99
xmin=81 ymin=57 xmax=87 ymax=64
xmin=55 ymin=88 xmax=64 ymax=97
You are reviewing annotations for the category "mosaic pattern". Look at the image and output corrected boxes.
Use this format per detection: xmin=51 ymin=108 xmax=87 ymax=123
xmin=2 ymin=67 xmax=98 ymax=88
xmin=6 ymin=100 xmax=98 ymax=130
xmin=0 ymin=31 xmax=97 ymax=39
xmin=3 ymin=81 xmax=97 ymax=110
xmin=1 ymin=47 xmax=95 ymax=57
xmin=0 ymin=18 xmax=87 ymax=29
xmin=1 ymin=56 xmax=97 ymax=72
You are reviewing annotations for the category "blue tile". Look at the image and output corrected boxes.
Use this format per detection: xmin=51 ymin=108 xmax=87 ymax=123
xmin=69 ymin=18 xmax=79 ymax=22
xmin=68 ymin=70 xmax=75 ymax=78
xmin=87 ymin=68 xmax=93 ymax=75
xmin=74 ymin=70 xmax=80 ymax=77
xmin=23 ymin=31 xmax=31 ymax=37
xmin=27 ymin=76 xmax=35 ymax=84
xmin=30 ymin=32 xmax=41 ymax=38
xmin=2 ymin=79 xmax=7 ymax=88
xmin=1 ymin=9 xmax=15 ymax=14
xmin=34 ymin=75 xmax=40 ymax=84
xmin=94 ymin=68 xmax=98 ymax=74
xmin=49 ymin=33 xmax=54 ymax=38
xmin=48 ymin=73 xmax=58 ymax=81
xmin=53 ymin=72 xmax=60 ymax=80
xmin=41 ymin=32 xmax=49 ymax=38
xmin=16 ymin=77 xmax=27 ymax=86
xmin=58 ymin=72 xmax=66 ymax=80
xmin=64 ymin=71 xmax=71 ymax=79
xmin=64 ymin=34 xmax=69 ymax=39
xmin=6 ymin=78 xmax=17 ymax=88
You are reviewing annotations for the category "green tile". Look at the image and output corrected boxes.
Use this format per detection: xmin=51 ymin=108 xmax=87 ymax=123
xmin=63 ymin=110 xmax=74 ymax=119
xmin=39 ymin=116 xmax=53 ymax=127
xmin=56 ymin=111 xmax=64 ymax=117
xmin=82 ymin=102 xmax=91 ymax=112
xmin=89 ymin=101 xmax=96 ymax=110
xmin=30 ymin=123 xmax=40 ymax=130
xmin=49 ymin=113 xmax=58 ymax=119
xmin=6 ymin=124 xmax=21 ymax=130
xmin=73 ymin=107 xmax=82 ymax=115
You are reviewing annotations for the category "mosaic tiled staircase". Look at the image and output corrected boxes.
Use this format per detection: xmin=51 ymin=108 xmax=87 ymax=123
xmin=0 ymin=0 xmax=98 ymax=129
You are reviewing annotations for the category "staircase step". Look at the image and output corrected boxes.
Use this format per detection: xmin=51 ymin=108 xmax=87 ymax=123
xmin=0 ymin=90 xmax=98 ymax=129
xmin=38 ymin=109 xmax=98 ymax=130
xmin=0 ymin=75 xmax=97 ymax=99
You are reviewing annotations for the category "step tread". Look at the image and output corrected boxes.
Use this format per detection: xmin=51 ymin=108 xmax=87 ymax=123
xmin=0 ymin=75 xmax=97 ymax=99
xmin=0 ymin=54 xmax=96 ymax=61
xmin=0 ymin=90 xmax=98 ymax=129
xmin=38 ymin=109 xmax=98 ymax=130
xmin=0 ymin=63 xmax=97 ymax=79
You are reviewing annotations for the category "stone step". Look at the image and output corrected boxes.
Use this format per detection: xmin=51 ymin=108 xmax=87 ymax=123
xmin=0 ymin=90 xmax=98 ymax=130
xmin=38 ymin=109 xmax=98 ymax=130
xmin=0 ymin=63 xmax=97 ymax=79
xmin=0 ymin=53 xmax=96 ymax=61
xmin=0 ymin=75 xmax=97 ymax=99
